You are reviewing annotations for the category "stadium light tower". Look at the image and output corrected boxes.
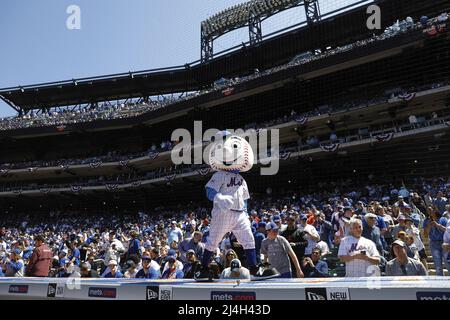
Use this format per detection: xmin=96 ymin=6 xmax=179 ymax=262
xmin=200 ymin=0 xmax=321 ymax=62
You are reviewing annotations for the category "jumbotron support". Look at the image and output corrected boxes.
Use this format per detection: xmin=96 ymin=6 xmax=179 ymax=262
xmin=304 ymin=0 xmax=321 ymax=24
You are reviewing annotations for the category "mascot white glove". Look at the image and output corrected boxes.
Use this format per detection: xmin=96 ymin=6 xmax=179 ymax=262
xmin=214 ymin=193 xmax=234 ymax=211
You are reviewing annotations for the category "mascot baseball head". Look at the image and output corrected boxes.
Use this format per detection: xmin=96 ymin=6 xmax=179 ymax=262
xmin=209 ymin=131 xmax=254 ymax=172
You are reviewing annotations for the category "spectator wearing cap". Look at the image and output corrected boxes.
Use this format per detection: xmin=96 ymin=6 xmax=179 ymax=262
xmin=26 ymin=234 xmax=53 ymax=277
xmin=80 ymin=262 xmax=98 ymax=278
xmin=280 ymin=215 xmax=308 ymax=273
xmin=272 ymin=215 xmax=286 ymax=233
xmin=183 ymin=249 xmax=201 ymax=279
xmin=355 ymin=201 xmax=367 ymax=216
xmin=136 ymin=254 xmax=161 ymax=279
xmin=298 ymin=214 xmax=320 ymax=256
xmin=254 ymin=222 xmax=266 ymax=265
xmin=301 ymin=247 xmax=328 ymax=278
xmin=338 ymin=218 xmax=381 ymax=277
xmin=260 ymin=222 xmax=304 ymax=278
xmin=162 ymin=249 xmax=183 ymax=274
xmin=168 ymin=221 xmax=183 ymax=245
xmin=386 ymin=240 xmax=428 ymax=276
xmin=3 ymin=248 xmax=24 ymax=277
xmin=161 ymin=254 xmax=184 ymax=279
xmin=392 ymin=215 xmax=408 ymax=239
xmin=362 ymin=213 xmax=383 ymax=255
xmin=103 ymin=260 xmax=123 ymax=278
xmin=124 ymin=261 xmax=139 ymax=278
xmin=220 ymin=258 xmax=251 ymax=280
xmin=423 ymin=209 xmax=448 ymax=276
xmin=179 ymin=231 xmax=205 ymax=263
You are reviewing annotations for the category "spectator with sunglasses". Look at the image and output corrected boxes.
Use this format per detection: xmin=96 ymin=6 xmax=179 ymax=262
xmin=301 ymin=247 xmax=328 ymax=278
xmin=386 ymin=240 xmax=428 ymax=276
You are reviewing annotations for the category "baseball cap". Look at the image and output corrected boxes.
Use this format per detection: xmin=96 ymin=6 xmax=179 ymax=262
xmin=300 ymin=214 xmax=308 ymax=220
xmin=343 ymin=206 xmax=353 ymax=212
xmin=265 ymin=222 xmax=279 ymax=231
xmin=13 ymin=248 xmax=22 ymax=255
xmin=365 ymin=213 xmax=377 ymax=221
xmin=168 ymin=249 xmax=177 ymax=256
xmin=258 ymin=222 xmax=267 ymax=229
xmin=272 ymin=215 xmax=281 ymax=223
xmin=392 ymin=240 xmax=406 ymax=248
xmin=142 ymin=255 xmax=152 ymax=261
xmin=60 ymin=258 xmax=71 ymax=266
xmin=167 ymin=255 xmax=177 ymax=263
xmin=186 ymin=249 xmax=195 ymax=255
xmin=230 ymin=259 xmax=242 ymax=272
xmin=171 ymin=221 xmax=177 ymax=225
xmin=108 ymin=260 xmax=118 ymax=266
xmin=397 ymin=215 xmax=407 ymax=221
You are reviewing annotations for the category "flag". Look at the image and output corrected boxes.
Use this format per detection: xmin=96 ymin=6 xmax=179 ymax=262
xmin=105 ymin=183 xmax=119 ymax=191
xmin=294 ymin=116 xmax=308 ymax=125
xmin=196 ymin=168 xmax=212 ymax=176
xmin=320 ymin=143 xmax=340 ymax=152
xmin=71 ymin=185 xmax=82 ymax=193
xmin=279 ymin=151 xmax=291 ymax=160
xmin=148 ymin=151 xmax=159 ymax=160
xmin=222 ymin=87 xmax=234 ymax=96
xmin=398 ymin=92 xmax=416 ymax=102
xmin=165 ymin=173 xmax=176 ymax=183
xmin=89 ymin=160 xmax=102 ymax=168
xmin=374 ymin=132 xmax=394 ymax=143
xmin=40 ymin=188 xmax=52 ymax=194
xmin=119 ymin=160 xmax=129 ymax=167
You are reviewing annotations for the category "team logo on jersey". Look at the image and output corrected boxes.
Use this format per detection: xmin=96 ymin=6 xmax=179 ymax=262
xmin=227 ymin=177 xmax=243 ymax=187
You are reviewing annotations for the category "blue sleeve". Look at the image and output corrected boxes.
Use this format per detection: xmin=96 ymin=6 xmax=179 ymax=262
xmin=206 ymin=187 xmax=217 ymax=201
xmin=378 ymin=217 xmax=386 ymax=229
xmin=177 ymin=270 xmax=185 ymax=279
xmin=9 ymin=261 xmax=23 ymax=272
xmin=316 ymin=261 xmax=329 ymax=276
xmin=150 ymin=267 xmax=161 ymax=279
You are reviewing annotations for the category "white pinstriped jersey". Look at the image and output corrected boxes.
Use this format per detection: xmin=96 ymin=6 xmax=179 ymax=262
xmin=205 ymin=171 xmax=250 ymax=211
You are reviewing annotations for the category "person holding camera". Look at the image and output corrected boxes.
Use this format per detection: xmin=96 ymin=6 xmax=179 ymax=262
xmin=301 ymin=247 xmax=328 ymax=277
xmin=423 ymin=209 xmax=448 ymax=276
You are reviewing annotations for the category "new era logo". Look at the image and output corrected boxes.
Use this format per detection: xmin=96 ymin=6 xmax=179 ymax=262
xmin=47 ymin=284 xmax=57 ymax=297
xmin=305 ymin=288 xmax=327 ymax=300
xmin=146 ymin=286 xmax=159 ymax=300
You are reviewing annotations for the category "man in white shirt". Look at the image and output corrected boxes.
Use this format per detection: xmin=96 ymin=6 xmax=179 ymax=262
xmin=298 ymin=214 xmax=320 ymax=256
xmin=338 ymin=218 xmax=381 ymax=277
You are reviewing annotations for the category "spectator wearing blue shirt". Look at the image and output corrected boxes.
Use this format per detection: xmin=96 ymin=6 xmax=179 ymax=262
xmin=423 ymin=210 xmax=448 ymax=276
xmin=4 ymin=249 xmax=25 ymax=277
xmin=433 ymin=191 xmax=448 ymax=215
xmin=135 ymin=255 xmax=161 ymax=279
xmin=161 ymin=255 xmax=184 ymax=279
xmin=301 ymin=247 xmax=328 ymax=277
xmin=362 ymin=213 xmax=384 ymax=255
xmin=103 ymin=260 xmax=123 ymax=278
xmin=126 ymin=230 xmax=141 ymax=261
xmin=68 ymin=242 xmax=80 ymax=266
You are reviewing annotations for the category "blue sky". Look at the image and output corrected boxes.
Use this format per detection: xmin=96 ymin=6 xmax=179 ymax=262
xmin=0 ymin=0 xmax=363 ymax=117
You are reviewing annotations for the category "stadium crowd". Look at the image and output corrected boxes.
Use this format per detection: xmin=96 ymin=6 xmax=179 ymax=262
xmin=1 ymin=77 xmax=449 ymax=174
xmin=0 ymin=13 xmax=447 ymax=132
xmin=1 ymin=176 xmax=449 ymax=279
